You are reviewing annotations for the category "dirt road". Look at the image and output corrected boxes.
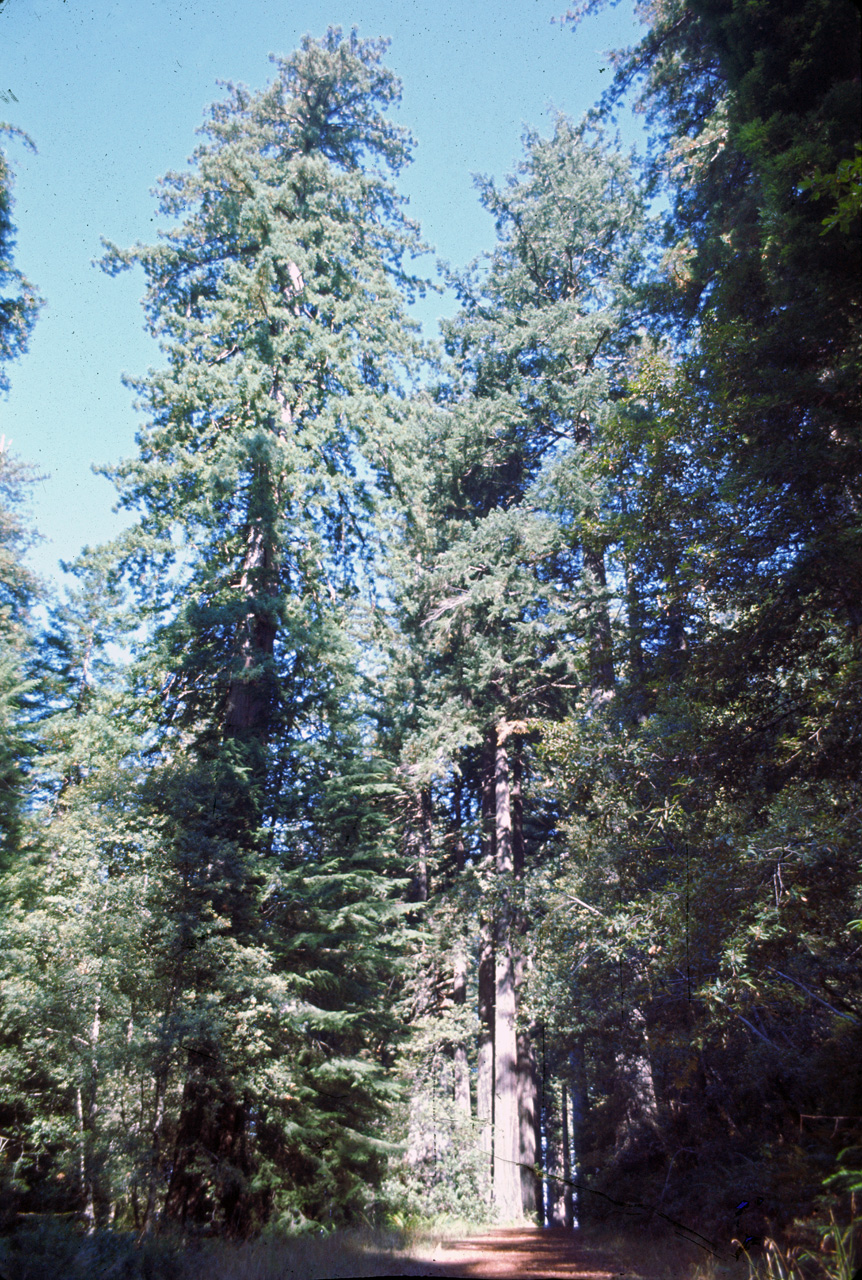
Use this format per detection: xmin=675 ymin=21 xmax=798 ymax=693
xmin=408 ymin=1227 xmax=632 ymax=1278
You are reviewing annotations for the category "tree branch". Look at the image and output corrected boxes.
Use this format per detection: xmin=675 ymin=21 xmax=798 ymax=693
xmin=767 ymin=966 xmax=860 ymax=1024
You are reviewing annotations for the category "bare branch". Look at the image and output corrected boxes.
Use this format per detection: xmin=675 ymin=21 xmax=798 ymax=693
xmin=767 ymin=966 xmax=860 ymax=1024
xmin=422 ymin=592 xmax=473 ymax=625
xmin=563 ymin=892 xmax=609 ymax=918
xmin=734 ymin=1012 xmax=782 ymax=1051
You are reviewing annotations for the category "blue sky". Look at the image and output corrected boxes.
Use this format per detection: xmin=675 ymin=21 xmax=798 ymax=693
xmin=0 ymin=0 xmax=646 ymax=590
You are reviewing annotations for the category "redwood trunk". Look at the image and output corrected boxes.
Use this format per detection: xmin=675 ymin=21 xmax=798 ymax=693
xmin=224 ymin=514 xmax=278 ymax=742
xmin=163 ymin=1063 xmax=255 ymax=1236
xmin=511 ymin=747 xmax=540 ymax=1217
xmin=613 ymin=1006 xmax=661 ymax=1169
xmin=562 ymin=1081 xmax=574 ymax=1229
xmin=493 ymin=728 xmax=522 ymax=1220
xmin=477 ymin=920 xmax=495 ymax=1202
xmin=452 ymin=944 xmax=472 ymax=1120
xmin=569 ymin=1039 xmax=589 ymax=1227
xmin=477 ymin=740 xmax=497 ymax=1201
xmin=517 ymin=1026 xmax=541 ymax=1219
xmin=545 ymin=1079 xmax=567 ymax=1227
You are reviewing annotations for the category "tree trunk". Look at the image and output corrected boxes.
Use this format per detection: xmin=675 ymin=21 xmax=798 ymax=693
xmin=450 ymin=778 xmax=472 ymax=1120
xmin=569 ymin=1039 xmax=589 ymax=1227
xmin=452 ymin=772 xmax=467 ymax=871
xmin=223 ymin=339 xmax=304 ymax=751
xmin=623 ymin=558 xmax=645 ymax=688
xmin=224 ymin=510 xmax=278 ymax=743
xmin=562 ymin=1081 xmax=574 ymax=1229
xmin=452 ymin=944 xmax=472 ymax=1121
xmin=477 ymin=737 xmax=497 ymax=1202
xmin=584 ymin=543 xmax=614 ymax=693
xmin=76 ymin=1085 xmax=96 ymax=1232
xmin=163 ymin=1054 xmax=256 ymax=1237
xmin=140 ymin=957 xmax=182 ymax=1238
xmin=411 ymin=786 xmax=431 ymax=902
xmin=477 ymin=920 xmax=495 ymax=1204
xmin=612 ymin=1006 xmax=661 ymax=1170
xmin=511 ymin=742 xmax=525 ymax=878
xmin=510 ymin=744 xmax=540 ymax=1217
xmin=544 ymin=1078 xmax=567 ymax=1227
xmin=666 ymin=598 xmax=689 ymax=680
xmin=663 ymin=568 xmax=689 ymax=683
xmin=77 ymin=895 xmax=108 ymax=1232
xmin=517 ymin=1026 xmax=541 ymax=1220
xmin=140 ymin=1068 xmax=168 ymax=1237
xmin=493 ymin=727 xmax=522 ymax=1220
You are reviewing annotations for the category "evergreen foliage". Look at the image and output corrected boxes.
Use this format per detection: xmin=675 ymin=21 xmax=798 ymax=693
xmin=0 ymin=126 xmax=41 ymax=396
xmin=0 ymin=129 xmax=42 ymax=863
xmin=2 ymin=28 xmax=424 ymax=1238
xmin=0 ymin=444 xmax=41 ymax=862
xmin=0 ymin=6 xmax=858 ymax=1261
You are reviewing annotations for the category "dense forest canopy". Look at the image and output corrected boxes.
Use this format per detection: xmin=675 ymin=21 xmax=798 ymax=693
xmin=0 ymin=3 xmax=859 ymax=1274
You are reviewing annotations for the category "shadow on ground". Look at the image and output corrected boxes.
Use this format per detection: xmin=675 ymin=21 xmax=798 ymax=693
xmin=402 ymin=1226 xmax=636 ymax=1278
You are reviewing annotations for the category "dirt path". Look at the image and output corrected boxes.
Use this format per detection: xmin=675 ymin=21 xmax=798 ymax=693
xmin=406 ymin=1227 xmax=631 ymax=1278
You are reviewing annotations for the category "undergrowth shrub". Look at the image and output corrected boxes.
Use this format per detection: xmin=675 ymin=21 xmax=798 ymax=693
xmin=0 ymin=1219 xmax=187 ymax=1280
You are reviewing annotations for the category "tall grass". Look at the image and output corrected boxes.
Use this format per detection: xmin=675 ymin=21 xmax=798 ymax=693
xmin=732 ymin=1213 xmax=859 ymax=1280
xmin=0 ymin=1221 xmax=451 ymax=1280
xmin=0 ymin=1214 xmax=855 ymax=1279
xmin=588 ymin=1212 xmax=860 ymax=1280
xmin=182 ymin=1226 xmax=457 ymax=1279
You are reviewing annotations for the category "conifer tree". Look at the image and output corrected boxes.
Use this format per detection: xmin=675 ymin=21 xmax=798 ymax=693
xmin=531 ymin=0 xmax=862 ymax=1236
xmin=0 ymin=445 xmax=41 ymax=862
xmin=0 ymin=126 xmax=41 ymax=398
xmin=81 ymin=27 xmax=426 ymax=1232
xmin=383 ymin=118 xmax=648 ymax=1221
xmin=0 ymin=127 xmax=42 ymax=862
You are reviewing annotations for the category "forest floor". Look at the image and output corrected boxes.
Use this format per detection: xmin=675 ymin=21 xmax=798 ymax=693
xmin=405 ymin=1225 xmax=639 ymax=1276
xmin=0 ymin=1220 xmax=762 ymax=1280
xmin=180 ymin=1223 xmax=752 ymax=1279
xmin=400 ymin=1225 xmax=749 ymax=1279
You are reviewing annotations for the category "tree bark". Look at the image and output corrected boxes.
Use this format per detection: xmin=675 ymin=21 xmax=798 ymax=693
xmin=452 ymin=944 xmax=472 ymax=1121
xmin=510 ymin=743 xmax=540 ymax=1217
xmin=477 ymin=737 xmax=497 ymax=1202
xmin=451 ymin=771 xmax=467 ymax=871
xmin=419 ymin=786 xmax=431 ymax=900
xmin=562 ymin=1081 xmax=574 ymax=1229
xmin=511 ymin=742 xmax=525 ymax=878
xmin=477 ymin=920 xmax=495 ymax=1204
xmin=140 ymin=956 xmax=183 ymax=1237
xmin=140 ymin=1067 xmax=168 ymax=1237
xmin=224 ymin=508 xmax=278 ymax=743
xmin=163 ymin=1060 xmax=254 ymax=1236
xmin=76 ymin=1085 xmax=96 ymax=1232
xmin=74 ymin=892 xmax=110 ymax=1232
xmin=612 ymin=1005 xmax=661 ymax=1170
xmin=568 ymin=1038 xmax=589 ymax=1227
xmin=517 ymin=1025 xmax=541 ymax=1219
xmin=544 ymin=1078 xmax=567 ymax=1227
xmin=223 ymin=292 xmax=306 ymax=751
xmin=622 ymin=551 xmax=648 ymax=723
xmin=493 ymin=727 xmax=522 ymax=1220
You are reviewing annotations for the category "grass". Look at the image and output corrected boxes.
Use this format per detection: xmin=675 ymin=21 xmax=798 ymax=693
xmin=0 ymin=1214 xmax=855 ymax=1279
xmin=0 ymin=1220 xmax=476 ymax=1280
xmin=586 ymin=1213 xmax=861 ymax=1280
xmin=180 ymin=1221 xmax=497 ymax=1279
xmin=576 ymin=1223 xmax=750 ymax=1280
xmin=181 ymin=1227 xmax=436 ymax=1279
